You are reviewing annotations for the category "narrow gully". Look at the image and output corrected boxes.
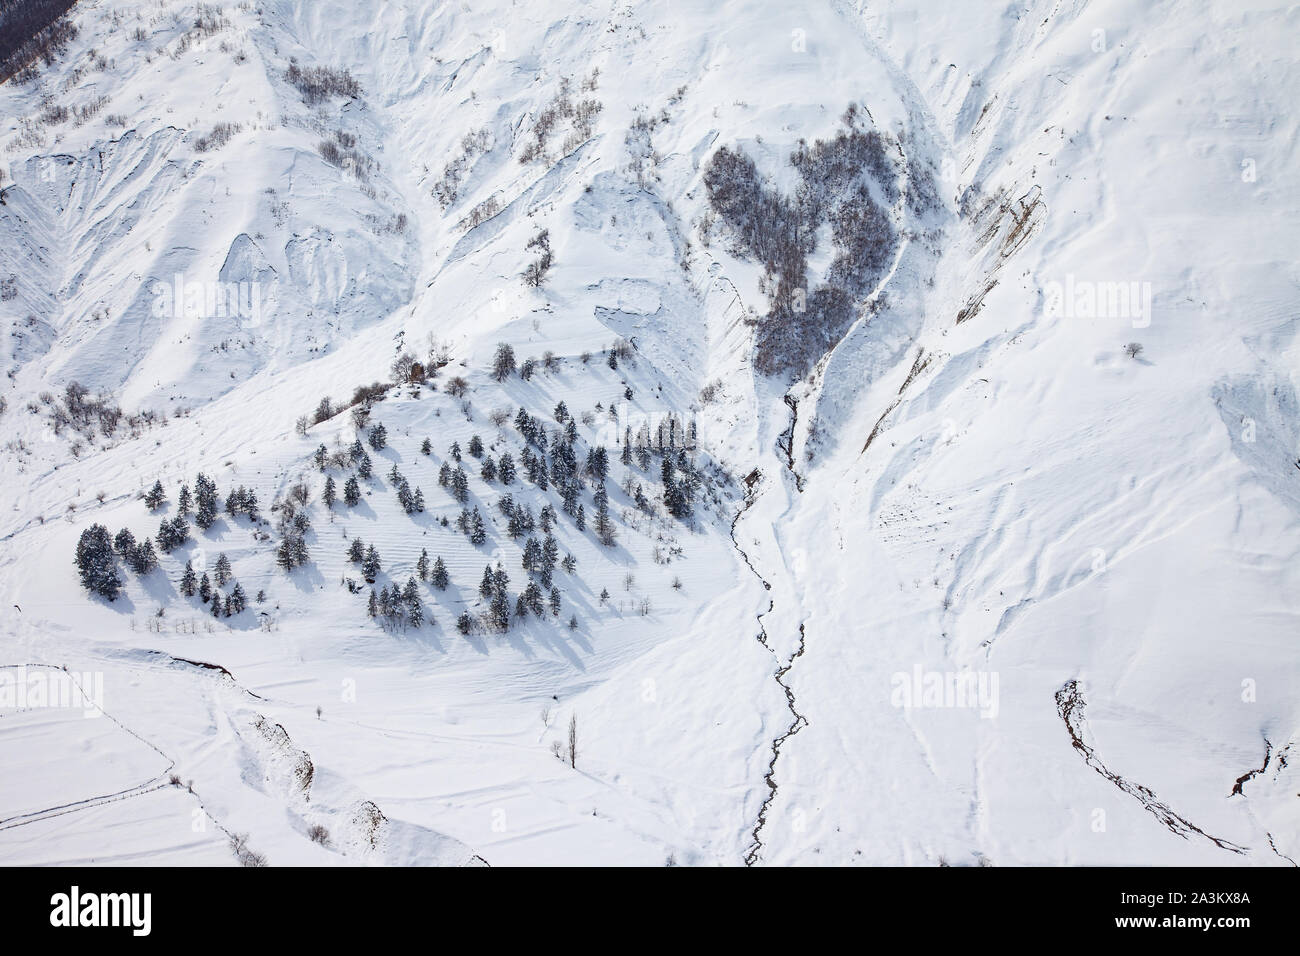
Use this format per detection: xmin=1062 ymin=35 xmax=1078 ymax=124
xmin=729 ymin=395 xmax=809 ymax=866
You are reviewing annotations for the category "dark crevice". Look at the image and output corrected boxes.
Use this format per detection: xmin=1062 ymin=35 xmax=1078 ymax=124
xmin=1055 ymin=680 xmax=1247 ymax=855
xmin=729 ymin=462 xmax=809 ymax=866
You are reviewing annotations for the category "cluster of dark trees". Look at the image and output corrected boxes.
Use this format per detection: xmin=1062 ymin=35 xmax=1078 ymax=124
xmin=43 ymin=381 xmax=126 ymax=442
xmin=368 ymin=578 xmax=424 ymax=630
xmin=437 ymin=461 xmax=470 ymax=502
xmin=73 ymin=364 xmax=709 ymax=634
xmin=112 ymin=527 xmax=158 ymax=575
xmin=523 ymin=229 xmax=553 ymax=287
xmin=74 ymin=519 xmax=175 ymax=599
xmin=274 ymin=496 xmax=311 ymax=570
xmin=74 ymin=525 xmax=122 ymax=600
xmin=385 ymin=463 xmax=425 ymax=514
xmin=455 ymin=505 xmax=487 ymax=544
xmin=156 ymin=515 xmax=190 ymax=552
xmin=224 ymin=486 xmax=261 ymax=522
xmin=0 ymin=0 xmax=78 ymax=86
xmin=703 ymin=109 xmax=899 ymax=377
xmin=284 ymin=59 xmax=362 ymax=105
xmin=193 ymin=474 xmax=220 ymax=530
xmin=473 ymin=563 xmax=513 ymax=632
xmin=179 ymin=556 xmax=248 ymax=618
xmin=475 ymin=561 xmax=561 ymax=627
xmin=347 ymin=539 xmax=382 ymax=582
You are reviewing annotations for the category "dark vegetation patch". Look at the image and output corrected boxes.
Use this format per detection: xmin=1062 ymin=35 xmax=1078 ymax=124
xmin=284 ymin=58 xmax=361 ymax=105
xmin=0 ymin=0 xmax=79 ymax=85
xmin=703 ymin=104 xmax=904 ymax=378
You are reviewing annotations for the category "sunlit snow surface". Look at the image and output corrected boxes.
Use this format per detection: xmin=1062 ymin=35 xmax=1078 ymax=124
xmin=0 ymin=0 xmax=1296 ymax=865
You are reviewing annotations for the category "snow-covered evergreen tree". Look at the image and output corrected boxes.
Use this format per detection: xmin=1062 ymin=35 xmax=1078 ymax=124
xmin=144 ymin=480 xmax=166 ymax=511
xmin=431 ymin=556 xmax=449 ymax=590
xmin=361 ymin=545 xmax=381 ymax=582
xmin=75 ymin=524 xmax=121 ymax=600
xmin=180 ymin=560 xmax=198 ymax=597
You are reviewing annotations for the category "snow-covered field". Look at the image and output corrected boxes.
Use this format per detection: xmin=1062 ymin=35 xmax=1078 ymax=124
xmin=0 ymin=0 xmax=1296 ymax=866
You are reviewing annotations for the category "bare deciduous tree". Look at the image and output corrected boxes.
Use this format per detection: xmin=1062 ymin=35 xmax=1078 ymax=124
xmin=567 ymin=714 xmax=578 ymax=769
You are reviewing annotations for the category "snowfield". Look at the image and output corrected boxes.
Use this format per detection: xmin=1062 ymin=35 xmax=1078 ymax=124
xmin=0 ymin=0 xmax=1296 ymax=866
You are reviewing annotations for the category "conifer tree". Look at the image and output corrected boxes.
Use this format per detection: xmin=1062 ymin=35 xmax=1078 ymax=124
xmin=498 ymin=452 xmax=516 ymax=485
xmin=214 ymin=553 xmax=232 ymax=586
xmin=490 ymin=590 xmax=511 ymax=630
xmin=194 ymin=474 xmax=219 ymax=530
xmin=74 ymin=524 xmax=121 ymax=600
xmin=593 ymin=483 xmax=615 ymax=545
xmin=130 ymin=537 xmax=158 ymax=574
xmin=586 ymin=446 xmax=609 ymax=485
xmin=451 ymin=467 xmax=469 ymax=503
xmin=469 ymin=507 xmax=487 ymax=545
xmin=524 ymin=582 xmax=545 ymax=616
xmin=431 ymin=556 xmax=449 ymax=590
xmin=145 ymin=480 xmax=166 ymax=511
xmin=361 ymin=545 xmax=381 ymax=582
xmin=180 ymin=560 xmax=198 ymax=596
xmin=522 ymin=537 xmax=541 ymax=573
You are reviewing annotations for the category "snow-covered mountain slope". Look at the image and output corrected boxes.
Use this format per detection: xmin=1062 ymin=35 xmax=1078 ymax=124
xmin=0 ymin=0 xmax=1295 ymax=865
